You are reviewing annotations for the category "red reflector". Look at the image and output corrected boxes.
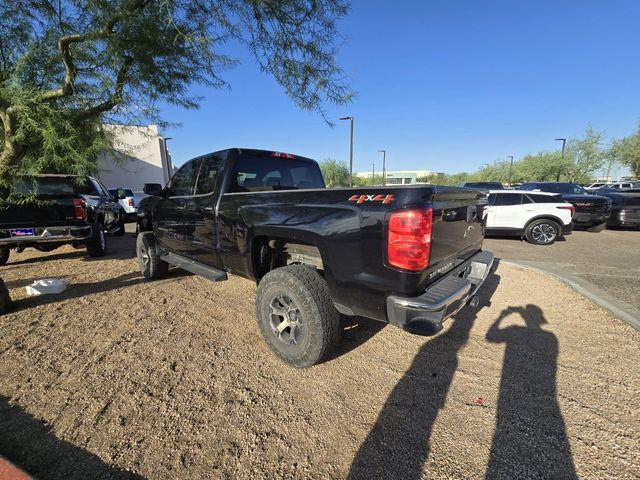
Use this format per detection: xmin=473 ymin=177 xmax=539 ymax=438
xmin=72 ymin=198 xmax=86 ymax=221
xmin=387 ymin=208 xmax=432 ymax=271
xmin=128 ymin=198 xmax=134 ymax=206
xmin=271 ymin=152 xmax=295 ymax=159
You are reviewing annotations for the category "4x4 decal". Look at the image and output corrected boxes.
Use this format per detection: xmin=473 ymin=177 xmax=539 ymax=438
xmin=348 ymin=194 xmax=395 ymax=204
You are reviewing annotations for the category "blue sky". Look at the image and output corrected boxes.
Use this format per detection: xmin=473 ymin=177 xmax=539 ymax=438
xmin=160 ymin=0 xmax=640 ymax=175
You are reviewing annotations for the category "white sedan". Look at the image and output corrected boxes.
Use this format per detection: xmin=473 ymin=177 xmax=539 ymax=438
xmin=483 ymin=190 xmax=574 ymax=245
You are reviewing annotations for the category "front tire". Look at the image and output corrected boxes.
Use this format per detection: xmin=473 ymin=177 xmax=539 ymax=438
xmin=256 ymin=265 xmax=341 ymax=368
xmin=136 ymin=231 xmax=168 ymax=279
xmin=86 ymin=225 xmax=107 ymax=257
xmin=0 ymin=278 xmax=10 ymax=314
xmin=0 ymin=248 xmax=9 ymax=266
xmin=524 ymin=219 xmax=560 ymax=245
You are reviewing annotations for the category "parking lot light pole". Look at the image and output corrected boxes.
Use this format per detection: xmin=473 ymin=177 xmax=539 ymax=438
xmin=555 ymin=138 xmax=566 ymax=181
xmin=378 ymin=150 xmax=386 ymax=185
xmin=371 ymin=163 xmax=375 ymax=185
xmin=507 ymin=155 xmax=514 ymax=187
xmin=339 ymin=116 xmax=354 ymax=187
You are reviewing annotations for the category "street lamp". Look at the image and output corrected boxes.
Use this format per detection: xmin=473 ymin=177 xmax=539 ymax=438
xmin=507 ymin=155 xmax=514 ymax=187
xmin=339 ymin=116 xmax=354 ymax=187
xmin=555 ymin=138 xmax=566 ymax=181
xmin=378 ymin=150 xmax=386 ymax=185
xmin=371 ymin=162 xmax=375 ymax=185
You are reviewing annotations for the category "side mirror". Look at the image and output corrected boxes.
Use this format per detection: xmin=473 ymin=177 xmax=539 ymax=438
xmin=143 ymin=183 xmax=163 ymax=196
xmin=117 ymin=189 xmax=127 ymax=200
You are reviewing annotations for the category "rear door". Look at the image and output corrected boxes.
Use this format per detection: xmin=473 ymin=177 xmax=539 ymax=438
xmin=181 ymin=153 xmax=226 ymax=266
xmin=155 ymin=158 xmax=202 ymax=254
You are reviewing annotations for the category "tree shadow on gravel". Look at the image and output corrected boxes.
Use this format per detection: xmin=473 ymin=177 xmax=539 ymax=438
xmin=9 ymin=269 xmax=191 ymax=312
xmin=347 ymin=269 xmax=501 ymax=480
xmin=0 ymin=395 xmax=144 ymax=480
xmin=484 ymin=305 xmax=577 ymax=480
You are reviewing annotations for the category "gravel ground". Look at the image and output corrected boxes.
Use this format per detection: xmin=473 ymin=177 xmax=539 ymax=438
xmin=0 ymin=233 xmax=638 ymax=480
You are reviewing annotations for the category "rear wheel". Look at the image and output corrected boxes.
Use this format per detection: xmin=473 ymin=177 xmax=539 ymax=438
xmin=0 ymin=278 xmax=10 ymax=314
xmin=0 ymin=248 xmax=9 ymax=266
xmin=86 ymin=225 xmax=107 ymax=257
xmin=256 ymin=265 xmax=341 ymax=368
xmin=136 ymin=231 xmax=168 ymax=279
xmin=524 ymin=219 xmax=559 ymax=245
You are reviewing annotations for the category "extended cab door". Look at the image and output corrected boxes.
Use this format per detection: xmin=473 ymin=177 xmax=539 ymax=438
xmin=155 ymin=159 xmax=201 ymax=254
xmin=180 ymin=153 xmax=226 ymax=267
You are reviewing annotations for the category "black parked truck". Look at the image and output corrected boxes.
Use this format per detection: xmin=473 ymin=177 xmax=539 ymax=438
xmin=137 ymin=148 xmax=495 ymax=367
xmin=0 ymin=175 xmax=125 ymax=265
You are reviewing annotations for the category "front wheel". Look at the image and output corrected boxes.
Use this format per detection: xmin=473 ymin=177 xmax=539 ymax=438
xmin=0 ymin=248 xmax=9 ymax=266
xmin=86 ymin=225 xmax=107 ymax=257
xmin=524 ymin=219 xmax=560 ymax=245
xmin=256 ymin=265 xmax=341 ymax=368
xmin=136 ymin=231 xmax=168 ymax=279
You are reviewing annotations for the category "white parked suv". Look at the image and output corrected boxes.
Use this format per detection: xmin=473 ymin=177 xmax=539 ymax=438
xmin=484 ymin=190 xmax=575 ymax=245
xmin=108 ymin=188 xmax=138 ymax=222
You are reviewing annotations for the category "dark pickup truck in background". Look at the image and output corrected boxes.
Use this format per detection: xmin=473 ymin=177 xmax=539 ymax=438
xmin=0 ymin=175 xmax=124 ymax=265
xmin=137 ymin=148 xmax=495 ymax=367
xmin=519 ymin=182 xmax=612 ymax=231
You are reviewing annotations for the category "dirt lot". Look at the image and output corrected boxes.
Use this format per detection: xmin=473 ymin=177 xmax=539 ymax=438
xmin=0 ymin=233 xmax=638 ymax=480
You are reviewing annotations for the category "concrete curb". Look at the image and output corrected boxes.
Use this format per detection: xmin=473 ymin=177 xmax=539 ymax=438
xmin=500 ymin=259 xmax=640 ymax=332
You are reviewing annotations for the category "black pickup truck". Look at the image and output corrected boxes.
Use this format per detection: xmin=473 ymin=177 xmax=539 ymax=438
xmin=137 ymin=148 xmax=495 ymax=367
xmin=0 ymin=175 xmax=124 ymax=265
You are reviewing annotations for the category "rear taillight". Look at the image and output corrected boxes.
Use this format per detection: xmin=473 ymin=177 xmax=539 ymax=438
xmin=387 ymin=208 xmax=432 ymax=271
xmin=557 ymin=205 xmax=575 ymax=216
xmin=128 ymin=198 xmax=134 ymax=206
xmin=72 ymin=198 xmax=87 ymax=221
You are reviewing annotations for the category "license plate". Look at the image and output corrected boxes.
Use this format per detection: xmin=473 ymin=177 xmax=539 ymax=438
xmin=10 ymin=228 xmax=35 ymax=237
xmin=573 ymin=213 xmax=589 ymax=222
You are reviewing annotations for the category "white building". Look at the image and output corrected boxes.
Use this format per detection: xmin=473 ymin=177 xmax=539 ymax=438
xmin=356 ymin=170 xmax=433 ymax=185
xmin=96 ymin=124 xmax=173 ymax=191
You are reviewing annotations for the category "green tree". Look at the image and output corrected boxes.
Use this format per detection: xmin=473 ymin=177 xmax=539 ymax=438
xmin=564 ymin=126 xmax=606 ymax=182
xmin=319 ymin=158 xmax=349 ymax=187
xmin=0 ymin=0 xmax=353 ymax=185
xmin=610 ymin=125 xmax=640 ymax=178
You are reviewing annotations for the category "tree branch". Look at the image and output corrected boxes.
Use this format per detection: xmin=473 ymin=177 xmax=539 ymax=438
xmin=36 ymin=0 xmax=149 ymax=103
xmin=76 ymin=56 xmax=134 ymax=120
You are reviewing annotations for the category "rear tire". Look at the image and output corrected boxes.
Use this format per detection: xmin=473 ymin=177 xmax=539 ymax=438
xmin=0 ymin=278 xmax=10 ymax=314
xmin=136 ymin=231 xmax=168 ymax=279
xmin=524 ymin=219 xmax=560 ymax=245
xmin=586 ymin=222 xmax=606 ymax=233
xmin=86 ymin=226 xmax=107 ymax=257
xmin=115 ymin=217 xmax=126 ymax=236
xmin=256 ymin=265 xmax=341 ymax=368
xmin=0 ymin=248 xmax=9 ymax=266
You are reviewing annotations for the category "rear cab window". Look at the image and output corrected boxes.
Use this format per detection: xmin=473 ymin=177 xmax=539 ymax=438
xmin=230 ymin=151 xmax=325 ymax=192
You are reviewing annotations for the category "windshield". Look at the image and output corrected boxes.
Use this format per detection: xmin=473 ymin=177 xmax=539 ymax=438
xmin=7 ymin=176 xmax=81 ymax=196
xmin=464 ymin=182 xmax=504 ymax=189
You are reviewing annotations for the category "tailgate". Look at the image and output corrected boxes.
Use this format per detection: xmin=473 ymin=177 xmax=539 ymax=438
xmin=0 ymin=196 xmax=78 ymax=228
xmin=428 ymin=187 xmax=486 ymax=279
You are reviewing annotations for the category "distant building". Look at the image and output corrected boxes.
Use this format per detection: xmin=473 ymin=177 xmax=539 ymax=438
xmin=356 ymin=170 xmax=433 ymax=185
xmin=96 ymin=124 xmax=173 ymax=191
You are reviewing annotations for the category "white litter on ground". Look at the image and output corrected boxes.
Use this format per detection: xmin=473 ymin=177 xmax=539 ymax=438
xmin=25 ymin=279 xmax=69 ymax=296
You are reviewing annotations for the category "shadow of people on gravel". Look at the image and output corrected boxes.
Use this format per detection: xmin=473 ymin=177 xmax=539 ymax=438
xmin=347 ymin=269 xmax=501 ymax=480
xmin=485 ymin=305 xmax=577 ymax=480
xmin=0 ymin=396 xmax=144 ymax=480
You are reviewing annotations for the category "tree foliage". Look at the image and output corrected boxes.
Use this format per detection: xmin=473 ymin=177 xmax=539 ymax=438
xmin=319 ymin=157 xmax=349 ymax=187
xmin=0 ymin=0 xmax=353 ymax=185
xmin=611 ymin=124 xmax=640 ymax=178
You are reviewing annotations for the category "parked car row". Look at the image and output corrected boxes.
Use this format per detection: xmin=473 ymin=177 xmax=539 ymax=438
xmin=0 ymin=175 xmax=140 ymax=265
xmin=479 ymin=181 xmax=639 ymax=245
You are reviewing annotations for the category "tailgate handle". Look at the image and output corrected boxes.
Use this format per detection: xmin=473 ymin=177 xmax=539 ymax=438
xmin=467 ymin=205 xmax=478 ymax=223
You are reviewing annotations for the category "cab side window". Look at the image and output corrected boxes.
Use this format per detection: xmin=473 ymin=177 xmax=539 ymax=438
xmin=495 ymin=193 xmax=522 ymax=206
xmin=167 ymin=160 xmax=200 ymax=197
xmin=195 ymin=155 xmax=224 ymax=195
